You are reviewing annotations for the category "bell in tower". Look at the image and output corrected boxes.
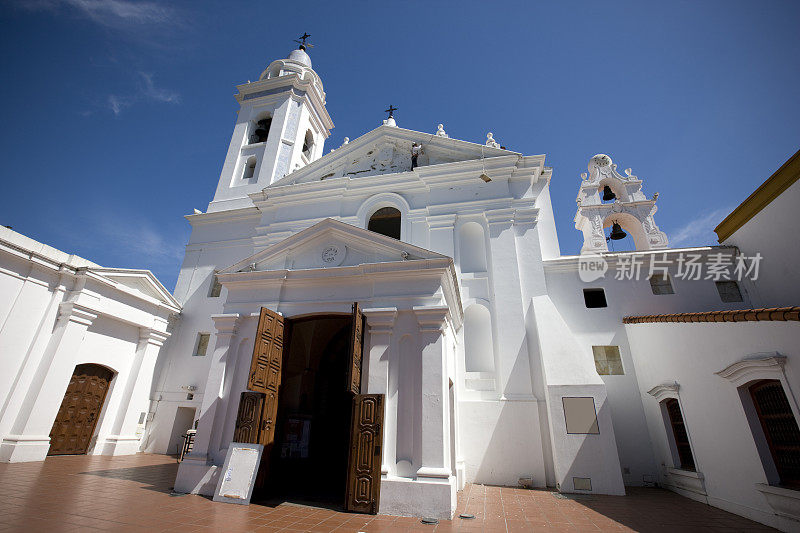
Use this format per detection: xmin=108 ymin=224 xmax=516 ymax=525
xmin=574 ymin=154 xmax=669 ymax=253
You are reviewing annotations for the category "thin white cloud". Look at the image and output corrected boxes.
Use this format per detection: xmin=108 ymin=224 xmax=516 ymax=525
xmin=106 ymin=73 xmax=180 ymax=115
xmin=139 ymin=72 xmax=181 ymax=104
xmin=669 ymin=207 xmax=731 ymax=247
xmin=107 ymin=94 xmax=133 ymax=115
xmin=17 ymin=0 xmax=173 ymax=28
xmin=63 ymin=212 xmax=184 ymax=267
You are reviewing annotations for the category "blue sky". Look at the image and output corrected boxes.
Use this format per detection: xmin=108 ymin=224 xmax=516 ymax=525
xmin=1 ymin=0 xmax=798 ymax=290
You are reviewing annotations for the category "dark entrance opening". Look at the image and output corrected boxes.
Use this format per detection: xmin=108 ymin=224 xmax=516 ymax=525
xmin=255 ymin=315 xmax=353 ymax=506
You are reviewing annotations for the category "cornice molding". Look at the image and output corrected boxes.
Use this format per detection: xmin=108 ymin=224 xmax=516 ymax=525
xmin=58 ymin=301 xmax=98 ymax=326
xmin=413 ymin=305 xmax=450 ymax=333
xmin=363 ymin=307 xmax=398 ymax=333
xmin=211 ymin=313 xmax=241 ymax=338
xmin=715 ymin=148 xmax=800 ymax=242
xmin=139 ymin=328 xmax=170 ymax=347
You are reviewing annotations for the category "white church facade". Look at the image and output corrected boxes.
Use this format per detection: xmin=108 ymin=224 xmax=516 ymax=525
xmin=1 ymin=42 xmax=799 ymax=530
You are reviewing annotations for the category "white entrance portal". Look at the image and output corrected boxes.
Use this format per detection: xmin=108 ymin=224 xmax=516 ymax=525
xmin=174 ymin=219 xmax=463 ymax=518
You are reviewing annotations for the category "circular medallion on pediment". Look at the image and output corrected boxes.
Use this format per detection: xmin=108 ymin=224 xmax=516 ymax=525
xmin=320 ymin=242 xmax=346 ymax=267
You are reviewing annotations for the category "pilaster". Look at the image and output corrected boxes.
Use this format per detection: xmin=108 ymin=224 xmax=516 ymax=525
xmin=485 ymin=210 xmax=536 ymax=400
xmin=174 ymin=313 xmax=240 ymax=494
xmin=104 ymin=327 xmax=170 ymax=455
xmin=185 ymin=313 xmax=240 ymax=461
xmin=427 ymin=214 xmax=457 ymax=259
xmin=412 ymin=306 xmax=451 ymax=481
xmin=363 ymin=307 xmax=397 ymax=475
xmin=0 ymin=301 xmax=97 ymax=462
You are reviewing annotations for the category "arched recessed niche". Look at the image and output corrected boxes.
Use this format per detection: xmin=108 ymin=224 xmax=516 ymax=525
xmin=464 ymin=304 xmax=494 ymax=373
xmin=459 ymin=222 xmax=488 ymax=273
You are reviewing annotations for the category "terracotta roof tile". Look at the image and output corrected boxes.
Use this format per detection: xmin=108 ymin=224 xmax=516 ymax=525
xmin=623 ymin=306 xmax=800 ymax=325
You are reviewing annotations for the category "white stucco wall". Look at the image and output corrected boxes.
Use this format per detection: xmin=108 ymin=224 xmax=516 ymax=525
xmin=626 ymin=319 xmax=800 ymax=530
xmin=0 ymin=228 xmax=178 ymax=463
xmin=723 ymin=179 xmax=800 ymax=308
xmin=542 ymin=247 xmax=754 ymax=489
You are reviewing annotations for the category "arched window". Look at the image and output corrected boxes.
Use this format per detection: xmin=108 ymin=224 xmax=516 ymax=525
xmin=368 ymin=207 xmax=401 ymax=239
xmin=464 ymin=304 xmax=494 ymax=373
xmin=302 ymin=130 xmax=314 ymax=158
xmin=250 ymin=117 xmax=272 ymax=144
xmin=242 ymin=156 xmax=257 ymax=180
xmin=458 ymin=222 xmax=487 ymax=273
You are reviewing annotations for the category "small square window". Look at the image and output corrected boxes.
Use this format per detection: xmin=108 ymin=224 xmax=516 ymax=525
xmin=649 ymin=274 xmax=674 ymax=295
xmin=193 ymin=333 xmax=210 ymax=357
xmin=583 ymin=288 xmax=607 ymax=308
xmin=209 ymin=275 xmax=222 ymax=298
xmin=592 ymin=346 xmax=624 ymax=375
xmin=716 ymin=280 xmax=743 ymax=302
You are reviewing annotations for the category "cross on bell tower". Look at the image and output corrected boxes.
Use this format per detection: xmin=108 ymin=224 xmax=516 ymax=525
xmin=294 ymin=33 xmax=313 ymax=50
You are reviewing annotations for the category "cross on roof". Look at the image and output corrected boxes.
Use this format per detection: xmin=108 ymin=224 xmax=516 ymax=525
xmin=385 ymin=105 xmax=397 ymax=118
xmin=294 ymin=33 xmax=314 ymax=49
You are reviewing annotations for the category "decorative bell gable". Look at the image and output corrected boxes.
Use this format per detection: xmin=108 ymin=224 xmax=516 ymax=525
xmin=574 ymin=154 xmax=669 ymax=253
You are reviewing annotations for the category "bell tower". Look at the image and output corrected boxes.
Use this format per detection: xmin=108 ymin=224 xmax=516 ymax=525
xmin=574 ymin=154 xmax=669 ymax=253
xmin=208 ymin=39 xmax=334 ymax=213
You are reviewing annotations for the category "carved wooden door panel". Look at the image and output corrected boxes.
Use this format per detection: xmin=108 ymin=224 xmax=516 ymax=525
xmin=345 ymin=394 xmax=385 ymax=514
xmin=49 ymin=364 xmax=114 ymax=456
xmin=248 ymin=307 xmax=285 ymax=445
xmin=347 ymin=302 xmax=365 ymax=395
xmin=233 ymin=391 xmax=265 ymax=444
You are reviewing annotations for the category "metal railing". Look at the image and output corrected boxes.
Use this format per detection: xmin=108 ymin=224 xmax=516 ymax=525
xmin=177 ymin=429 xmax=195 ymax=462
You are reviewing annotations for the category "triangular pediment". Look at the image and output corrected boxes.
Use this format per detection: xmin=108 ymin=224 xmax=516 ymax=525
xmin=89 ymin=268 xmax=181 ymax=309
xmin=271 ymin=125 xmax=516 ymax=186
xmin=220 ymin=218 xmax=451 ymax=274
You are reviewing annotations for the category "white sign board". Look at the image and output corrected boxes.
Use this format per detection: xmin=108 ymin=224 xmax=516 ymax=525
xmin=212 ymin=443 xmax=264 ymax=505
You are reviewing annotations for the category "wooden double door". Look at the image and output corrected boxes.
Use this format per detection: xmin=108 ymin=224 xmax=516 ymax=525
xmin=233 ymin=304 xmax=384 ymax=514
xmin=48 ymin=364 xmax=115 ymax=456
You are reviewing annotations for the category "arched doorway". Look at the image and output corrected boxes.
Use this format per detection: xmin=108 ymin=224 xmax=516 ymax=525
xmin=48 ymin=363 xmax=115 ymax=456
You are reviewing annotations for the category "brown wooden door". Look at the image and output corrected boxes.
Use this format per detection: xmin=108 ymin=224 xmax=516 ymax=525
xmin=248 ymin=308 xmax=287 ymax=487
xmin=233 ymin=391 xmax=265 ymax=444
xmin=347 ymin=302 xmax=365 ymax=395
xmin=346 ymin=394 xmax=384 ymax=514
xmin=48 ymin=364 xmax=114 ymax=456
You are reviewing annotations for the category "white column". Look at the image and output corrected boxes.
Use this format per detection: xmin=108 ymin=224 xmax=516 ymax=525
xmin=105 ymin=326 xmax=170 ymax=455
xmin=363 ymin=307 xmax=397 ymax=475
xmin=413 ymin=306 xmax=451 ymax=481
xmin=0 ymin=301 xmax=96 ymax=462
xmin=184 ymin=313 xmax=240 ymax=462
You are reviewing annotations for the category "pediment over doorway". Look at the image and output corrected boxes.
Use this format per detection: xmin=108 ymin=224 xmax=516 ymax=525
xmin=220 ymin=218 xmax=451 ymax=273
xmin=216 ymin=219 xmax=463 ymax=328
